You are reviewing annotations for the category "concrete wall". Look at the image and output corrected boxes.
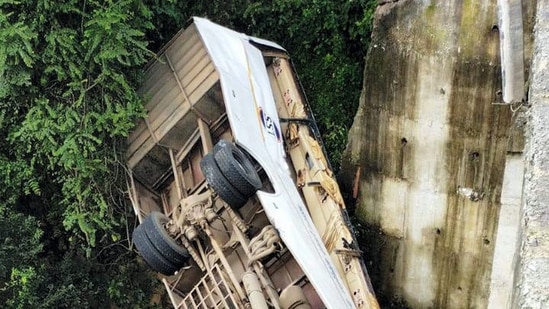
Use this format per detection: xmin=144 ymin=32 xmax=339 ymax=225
xmin=487 ymin=153 xmax=523 ymax=309
xmin=511 ymin=1 xmax=549 ymax=307
xmin=340 ymin=1 xmax=538 ymax=308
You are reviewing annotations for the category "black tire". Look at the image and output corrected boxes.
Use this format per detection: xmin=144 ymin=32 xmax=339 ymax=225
xmin=200 ymin=153 xmax=248 ymax=208
xmin=133 ymin=224 xmax=180 ymax=276
xmin=141 ymin=212 xmax=189 ymax=266
xmin=213 ymin=140 xmax=261 ymax=197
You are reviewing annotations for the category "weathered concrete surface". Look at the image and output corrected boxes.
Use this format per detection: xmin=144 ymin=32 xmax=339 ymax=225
xmin=511 ymin=1 xmax=549 ymax=308
xmin=488 ymin=2 xmax=537 ymax=308
xmin=339 ymin=1 xmax=537 ymax=308
xmin=487 ymin=153 xmax=523 ymax=309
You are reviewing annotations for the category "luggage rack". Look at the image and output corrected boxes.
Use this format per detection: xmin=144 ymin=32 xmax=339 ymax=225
xmin=164 ymin=264 xmax=239 ymax=309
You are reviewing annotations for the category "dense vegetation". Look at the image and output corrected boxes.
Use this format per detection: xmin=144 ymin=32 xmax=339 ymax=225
xmin=0 ymin=0 xmax=375 ymax=307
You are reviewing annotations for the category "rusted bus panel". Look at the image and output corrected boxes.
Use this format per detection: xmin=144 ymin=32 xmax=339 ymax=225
xmin=127 ymin=69 xmax=219 ymax=169
xmin=158 ymin=87 xmax=225 ymax=153
xmin=176 ymin=142 xmax=207 ymax=194
xmin=131 ymin=144 xmax=172 ymax=188
xmin=133 ymin=180 xmax=162 ymax=218
xmin=133 ymin=108 xmax=227 ymax=195
xmin=267 ymin=57 xmax=378 ymax=309
xmin=126 ymin=24 xmax=220 ymax=170
xmin=266 ymin=253 xmax=324 ymax=307
xmin=160 ymin=112 xmax=199 ymax=151
xmin=166 ymin=181 xmax=181 ymax=216
xmin=143 ymin=33 xmax=203 ymax=98
xmin=303 ymin=283 xmax=325 ymax=309
xmin=148 ymin=144 xmax=207 ymax=212
xmin=139 ymin=25 xmax=202 ymax=97
xmin=268 ymin=252 xmax=303 ymax=288
xmin=181 ymin=160 xmax=195 ymax=194
xmin=189 ymin=148 xmax=204 ymax=187
xmin=141 ymin=60 xmax=216 ymax=139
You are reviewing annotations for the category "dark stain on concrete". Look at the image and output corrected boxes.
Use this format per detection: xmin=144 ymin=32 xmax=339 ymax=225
xmin=339 ymin=0 xmax=530 ymax=308
xmin=435 ymin=2 xmax=512 ymax=307
xmin=353 ymin=221 xmax=413 ymax=309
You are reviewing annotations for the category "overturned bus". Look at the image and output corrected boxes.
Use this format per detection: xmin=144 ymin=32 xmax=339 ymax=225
xmin=126 ymin=17 xmax=380 ymax=309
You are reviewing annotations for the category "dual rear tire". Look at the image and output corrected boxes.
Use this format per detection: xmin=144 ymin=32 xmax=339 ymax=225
xmin=200 ymin=140 xmax=261 ymax=209
xmin=133 ymin=212 xmax=189 ymax=276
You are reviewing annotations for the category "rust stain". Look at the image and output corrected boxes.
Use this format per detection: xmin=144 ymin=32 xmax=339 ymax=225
xmin=353 ymin=166 xmax=361 ymax=199
xmin=342 ymin=1 xmax=522 ymax=308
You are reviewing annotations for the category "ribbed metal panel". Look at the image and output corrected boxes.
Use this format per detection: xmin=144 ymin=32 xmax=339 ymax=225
xmin=127 ymin=24 xmax=219 ymax=168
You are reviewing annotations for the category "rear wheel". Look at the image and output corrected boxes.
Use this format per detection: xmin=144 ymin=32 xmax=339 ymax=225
xmin=200 ymin=152 xmax=248 ymax=208
xmin=143 ymin=212 xmax=189 ymax=266
xmin=133 ymin=224 xmax=180 ymax=276
xmin=132 ymin=212 xmax=189 ymax=275
xmin=213 ymin=140 xmax=261 ymax=197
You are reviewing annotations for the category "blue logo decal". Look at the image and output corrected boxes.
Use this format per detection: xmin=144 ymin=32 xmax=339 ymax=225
xmin=259 ymin=108 xmax=281 ymax=142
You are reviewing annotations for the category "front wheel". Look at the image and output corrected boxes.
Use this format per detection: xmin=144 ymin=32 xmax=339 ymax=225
xmin=132 ymin=212 xmax=189 ymax=275
xmin=133 ymin=224 xmax=180 ymax=276
xmin=143 ymin=212 xmax=189 ymax=265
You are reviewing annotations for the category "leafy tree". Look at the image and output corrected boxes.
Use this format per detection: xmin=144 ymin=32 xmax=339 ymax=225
xmin=1 ymin=0 xmax=151 ymax=246
xmin=1 ymin=0 xmax=158 ymax=307
xmin=0 ymin=208 xmax=43 ymax=289
xmin=1 ymin=222 xmax=158 ymax=308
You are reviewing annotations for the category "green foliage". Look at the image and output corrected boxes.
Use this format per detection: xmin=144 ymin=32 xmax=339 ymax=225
xmin=4 ymin=251 xmax=160 ymax=309
xmin=0 ymin=11 xmax=36 ymax=99
xmin=0 ymin=0 xmax=157 ymax=306
xmin=0 ymin=206 xmax=159 ymax=308
xmin=6 ymin=267 xmax=41 ymax=309
xmin=1 ymin=0 xmax=150 ymax=246
xmin=0 ymin=210 xmax=43 ymax=282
